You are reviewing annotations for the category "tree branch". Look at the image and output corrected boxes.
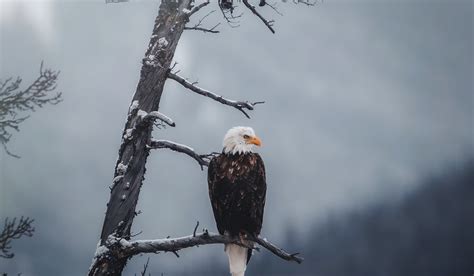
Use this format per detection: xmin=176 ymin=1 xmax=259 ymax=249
xmin=0 ymin=62 xmax=61 ymax=157
xmin=148 ymin=139 xmax=216 ymax=170
xmin=242 ymin=0 xmax=275 ymax=33
xmin=266 ymin=1 xmax=284 ymax=16
xmin=251 ymin=235 xmax=302 ymax=263
xmin=137 ymin=109 xmax=176 ymax=127
xmin=90 ymin=227 xmax=303 ymax=272
xmin=167 ymin=71 xmax=264 ymax=119
xmin=0 ymin=217 xmax=35 ymax=258
xmin=184 ymin=25 xmax=220 ymax=33
xmin=138 ymin=257 xmax=150 ymax=276
xmin=185 ymin=10 xmax=221 ymax=33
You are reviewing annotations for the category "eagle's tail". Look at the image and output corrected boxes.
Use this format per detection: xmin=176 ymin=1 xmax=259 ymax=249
xmin=225 ymin=244 xmax=247 ymax=276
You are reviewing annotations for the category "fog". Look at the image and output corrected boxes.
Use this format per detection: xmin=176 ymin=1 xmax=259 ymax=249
xmin=0 ymin=0 xmax=472 ymax=275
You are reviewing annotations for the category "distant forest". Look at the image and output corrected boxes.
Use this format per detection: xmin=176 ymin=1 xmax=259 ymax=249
xmin=191 ymin=158 xmax=474 ymax=276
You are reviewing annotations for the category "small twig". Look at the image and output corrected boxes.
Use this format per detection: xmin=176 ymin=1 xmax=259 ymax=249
xmin=185 ymin=10 xmax=221 ymax=33
xmin=242 ymin=0 xmax=275 ymax=33
xmin=140 ymin=257 xmax=150 ymax=276
xmin=167 ymin=71 xmax=264 ymax=119
xmin=266 ymin=2 xmax=284 ymax=16
xmin=170 ymin=251 xmax=180 ymax=258
xmin=130 ymin=231 xmax=143 ymax=238
xmin=196 ymin=9 xmax=215 ymax=25
xmin=184 ymin=25 xmax=220 ymax=33
xmin=193 ymin=221 xmax=200 ymax=237
xmin=170 ymin=61 xmax=178 ymax=72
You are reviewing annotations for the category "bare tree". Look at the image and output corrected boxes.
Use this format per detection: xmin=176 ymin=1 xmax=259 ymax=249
xmin=89 ymin=1 xmax=314 ymax=275
xmin=0 ymin=62 xmax=61 ymax=158
xmin=0 ymin=63 xmax=60 ymax=263
xmin=0 ymin=217 xmax=35 ymax=259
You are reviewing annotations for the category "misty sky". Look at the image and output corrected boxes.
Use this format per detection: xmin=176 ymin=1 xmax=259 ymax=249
xmin=0 ymin=0 xmax=472 ymax=275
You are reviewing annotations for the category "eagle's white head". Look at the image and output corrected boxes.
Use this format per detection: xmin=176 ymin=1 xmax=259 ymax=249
xmin=223 ymin=126 xmax=262 ymax=155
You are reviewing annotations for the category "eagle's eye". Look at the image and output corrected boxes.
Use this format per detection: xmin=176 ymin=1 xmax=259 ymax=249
xmin=243 ymin=134 xmax=250 ymax=139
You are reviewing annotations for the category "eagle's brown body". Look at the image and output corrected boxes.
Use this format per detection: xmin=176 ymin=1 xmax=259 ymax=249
xmin=208 ymin=152 xmax=266 ymax=262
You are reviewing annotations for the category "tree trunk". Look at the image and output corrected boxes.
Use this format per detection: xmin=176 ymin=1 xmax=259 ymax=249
xmin=91 ymin=1 xmax=192 ymax=275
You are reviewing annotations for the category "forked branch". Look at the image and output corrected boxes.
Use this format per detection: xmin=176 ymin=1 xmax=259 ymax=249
xmin=167 ymin=71 xmax=264 ymax=118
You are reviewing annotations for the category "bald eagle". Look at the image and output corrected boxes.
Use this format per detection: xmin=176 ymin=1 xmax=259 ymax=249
xmin=208 ymin=126 xmax=266 ymax=276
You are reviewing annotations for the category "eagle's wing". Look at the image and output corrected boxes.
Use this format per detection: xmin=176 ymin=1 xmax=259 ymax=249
xmin=208 ymin=153 xmax=267 ymax=236
xmin=208 ymin=155 xmax=226 ymax=235
xmin=251 ymin=153 xmax=266 ymax=236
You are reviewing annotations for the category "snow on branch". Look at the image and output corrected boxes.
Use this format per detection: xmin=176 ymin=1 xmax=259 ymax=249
xmin=148 ymin=139 xmax=216 ymax=170
xmin=167 ymin=71 xmax=264 ymax=119
xmin=138 ymin=109 xmax=176 ymax=127
xmin=89 ymin=223 xmax=302 ymax=274
xmin=125 ymin=231 xmax=303 ymax=263
xmin=186 ymin=1 xmax=210 ymax=17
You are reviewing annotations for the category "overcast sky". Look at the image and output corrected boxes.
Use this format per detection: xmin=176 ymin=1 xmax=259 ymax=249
xmin=0 ymin=0 xmax=472 ymax=275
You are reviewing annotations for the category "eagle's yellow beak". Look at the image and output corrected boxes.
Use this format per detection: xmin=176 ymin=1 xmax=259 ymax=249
xmin=248 ymin=136 xmax=262 ymax=147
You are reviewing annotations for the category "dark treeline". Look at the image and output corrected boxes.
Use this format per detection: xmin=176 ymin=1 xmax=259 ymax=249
xmin=188 ymin=158 xmax=474 ymax=276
